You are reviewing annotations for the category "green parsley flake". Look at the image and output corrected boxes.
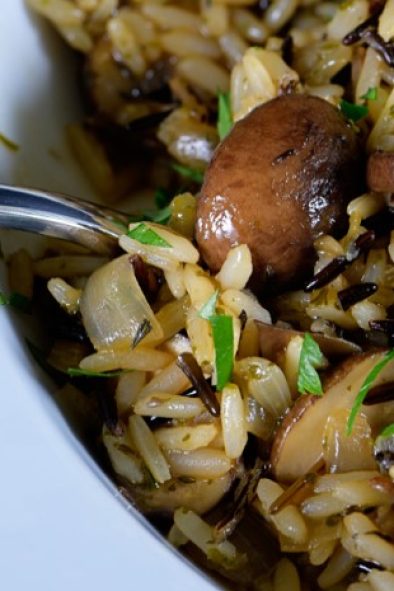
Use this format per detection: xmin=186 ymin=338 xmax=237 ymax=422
xmin=340 ymin=100 xmax=368 ymax=122
xmin=360 ymin=87 xmax=378 ymax=101
xmin=380 ymin=423 xmax=394 ymax=438
xmin=67 ymin=367 xmax=127 ymax=378
xmin=127 ymin=223 xmax=172 ymax=248
xmin=297 ymin=333 xmax=324 ymax=396
xmin=0 ymin=132 xmax=19 ymax=152
xmin=172 ymin=163 xmax=204 ymax=184
xmin=211 ymin=314 xmax=234 ymax=391
xmin=199 ymin=290 xmax=219 ymax=320
xmin=198 ymin=292 xmax=234 ymax=391
xmin=347 ymin=349 xmax=394 ymax=435
xmin=217 ymin=91 xmax=233 ymax=141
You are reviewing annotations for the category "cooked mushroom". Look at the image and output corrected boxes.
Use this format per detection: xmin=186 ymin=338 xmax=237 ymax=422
xmin=196 ymin=95 xmax=361 ymax=291
xmin=257 ymin=321 xmax=361 ymax=363
xmin=367 ymin=151 xmax=394 ymax=193
xmin=271 ymin=351 xmax=394 ymax=482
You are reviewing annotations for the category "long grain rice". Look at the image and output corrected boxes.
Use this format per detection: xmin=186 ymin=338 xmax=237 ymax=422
xmin=134 ymin=391 xmax=205 ymax=420
xmin=128 ymin=414 xmax=171 ymax=483
xmin=220 ymin=383 xmax=247 ymax=459
xmin=166 ymin=448 xmax=232 ymax=479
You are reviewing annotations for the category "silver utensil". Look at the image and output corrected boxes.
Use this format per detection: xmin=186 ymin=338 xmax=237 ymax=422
xmin=0 ymin=184 xmax=126 ymax=255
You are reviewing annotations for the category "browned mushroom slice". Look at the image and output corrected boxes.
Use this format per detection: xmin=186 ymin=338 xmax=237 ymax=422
xmin=271 ymin=352 xmax=394 ymax=483
xmin=367 ymin=151 xmax=394 ymax=193
xmin=257 ymin=321 xmax=361 ymax=363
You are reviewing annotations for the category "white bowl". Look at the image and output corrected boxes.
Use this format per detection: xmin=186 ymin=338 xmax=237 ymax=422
xmin=0 ymin=3 xmax=218 ymax=590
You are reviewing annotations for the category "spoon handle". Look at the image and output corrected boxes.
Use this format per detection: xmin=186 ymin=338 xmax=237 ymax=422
xmin=0 ymin=184 xmax=124 ymax=255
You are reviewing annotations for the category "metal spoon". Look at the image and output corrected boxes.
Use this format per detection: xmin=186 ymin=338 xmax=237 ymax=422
xmin=0 ymin=184 xmax=126 ymax=255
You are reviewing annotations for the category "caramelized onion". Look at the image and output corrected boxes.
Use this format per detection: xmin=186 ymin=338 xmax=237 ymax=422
xmin=80 ymin=254 xmax=163 ymax=351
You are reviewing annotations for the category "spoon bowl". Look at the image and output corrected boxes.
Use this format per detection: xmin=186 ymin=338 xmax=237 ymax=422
xmin=0 ymin=184 xmax=125 ymax=255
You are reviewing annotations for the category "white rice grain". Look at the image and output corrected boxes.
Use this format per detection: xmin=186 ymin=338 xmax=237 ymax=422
xmin=216 ymin=245 xmax=252 ymax=290
xmin=221 ymin=383 xmax=247 ymax=459
xmin=128 ymin=414 xmax=171 ymax=483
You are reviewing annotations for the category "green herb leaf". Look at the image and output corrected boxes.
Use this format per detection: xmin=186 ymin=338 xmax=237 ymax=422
xmin=297 ymin=333 xmax=324 ymax=396
xmin=340 ymin=100 xmax=368 ymax=122
xmin=210 ymin=315 xmax=234 ymax=391
xmin=360 ymin=87 xmax=378 ymax=101
xmin=67 ymin=367 xmax=127 ymax=378
xmin=0 ymin=292 xmax=8 ymax=305
xmin=0 ymin=132 xmax=19 ymax=152
xmin=347 ymin=349 xmax=394 ymax=435
xmin=199 ymin=290 xmax=219 ymax=320
xmin=172 ymin=163 xmax=204 ymax=184
xmin=217 ymin=91 xmax=233 ymax=141
xmin=127 ymin=222 xmax=172 ymax=248
xmin=379 ymin=423 xmax=394 ymax=438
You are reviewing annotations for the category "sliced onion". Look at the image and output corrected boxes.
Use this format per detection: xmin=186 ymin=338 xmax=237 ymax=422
xmin=79 ymin=254 xmax=163 ymax=351
xmin=322 ymin=408 xmax=376 ymax=473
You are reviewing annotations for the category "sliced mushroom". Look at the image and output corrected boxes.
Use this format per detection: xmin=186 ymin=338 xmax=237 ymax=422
xmin=367 ymin=151 xmax=394 ymax=193
xmin=257 ymin=321 xmax=361 ymax=363
xmin=271 ymin=351 xmax=394 ymax=482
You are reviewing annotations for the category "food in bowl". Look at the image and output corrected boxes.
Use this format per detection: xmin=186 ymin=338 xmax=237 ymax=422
xmin=5 ymin=0 xmax=394 ymax=588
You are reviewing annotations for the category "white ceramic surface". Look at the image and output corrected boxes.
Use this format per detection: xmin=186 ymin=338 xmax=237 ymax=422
xmin=0 ymin=3 xmax=218 ymax=590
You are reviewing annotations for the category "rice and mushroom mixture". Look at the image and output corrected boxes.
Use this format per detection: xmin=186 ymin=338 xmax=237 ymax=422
xmin=12 ymin=0 xmax=394 ymax=589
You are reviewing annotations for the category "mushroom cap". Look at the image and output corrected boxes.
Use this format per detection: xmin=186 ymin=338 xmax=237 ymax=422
xmin=196 ymin=94 xmax=362 ymax=291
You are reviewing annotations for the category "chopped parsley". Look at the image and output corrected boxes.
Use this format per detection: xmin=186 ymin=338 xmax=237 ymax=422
xmin=340 ymin=99 xmax=368 ymax=122
xmin=217 ymin=91 xmax=233 ymax=141
xmin=0 ymin=291 xmax=31 ymax=313
xmin=0 ymin=132 xmax=19 ymax=152
xmin=360 ymin=87 xmax=378 ymax=101
xmin=347 ymin=349 xmax=394 ymax=435
xmin=198 ymin=292 xmax=234 ymax=391
xmin=297 ymin=333 xmax=324 ymax=396
xmin=127 ymin=223 xmax=172 ymax=248
xmin=211 ymin=315 xmax=234 ymax=391
xmin=379 ymin=423 xmax=394 ymax=438
xmin=172 ymin=163 xmax=204 ymax=184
